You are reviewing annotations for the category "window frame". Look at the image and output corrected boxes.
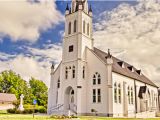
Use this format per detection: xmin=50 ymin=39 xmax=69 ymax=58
xmin=69 ymin=45 xmax=74 ymax=52
xmin=114 ymin=82 xmax=117 ymax=103
xmin=83 ymin=66 xmax=85 ymax=79
xmin=68 ymin=22 xmax=71 ymax=34
xmin=65 ymin=67 xmax=68 ymax=79
xmin=74 ymin=20 xmax=77 ymax=33
xmin=93 ymin=89 xmax=96 ymax=103
xmin=83 ymin=20 xmax=85 ymax=34
xmin=118 ymin=83 xmax=121 ymax=103
xmin=72 ymin=66 xmax=75 ymax=78
xmin=87 ymin=23 xmax=89 ymax=35
xmin=97 ymin=89 xmax=101 ymax=103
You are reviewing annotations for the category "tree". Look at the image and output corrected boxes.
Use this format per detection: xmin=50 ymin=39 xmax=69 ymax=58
xmin=0 ymin=70 xmax=48 ymax=107
xmin=29 ymin=78 xmax=48 ymax=106
xmin=0 ymin=70 xmax=28 ymax=99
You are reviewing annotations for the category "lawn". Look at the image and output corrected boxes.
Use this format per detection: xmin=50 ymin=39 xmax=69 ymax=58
xmin=0 ymin=114 xmax=160 ymax=120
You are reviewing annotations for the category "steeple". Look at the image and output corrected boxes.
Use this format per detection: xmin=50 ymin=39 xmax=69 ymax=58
xmin=89 ymin=5 xmax=92 ymax=16
xmin=69 ymin=0 xmax=89 ymax=14
xmin=65 ymin=3 xmax=69 ymax=15
xmin=63 ymin=0 xmax=93 ymax=62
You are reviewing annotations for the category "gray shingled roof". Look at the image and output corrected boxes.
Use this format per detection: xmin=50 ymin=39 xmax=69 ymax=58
xmin=93 ymin=47 xmax=158 ymax=88
xmin=0 ymin=93 xmax=17 ymax=102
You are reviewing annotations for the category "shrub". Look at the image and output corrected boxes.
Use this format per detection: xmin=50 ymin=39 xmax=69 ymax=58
xmin=22 ymin=109 xmax=34 ymax=114
xmin=50 ymin=115 xmax=78 ymax=119
xmin=38 ymin=107 xmax=47 ymax=113
xmin=7 ymin=108 xmax=16 ymax=114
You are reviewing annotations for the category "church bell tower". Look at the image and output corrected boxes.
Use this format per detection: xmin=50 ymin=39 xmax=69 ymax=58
xmin=62 ymin=0 xmax=93 ymax=62
xmin=60 ymin=0 xmax=93 ymax=114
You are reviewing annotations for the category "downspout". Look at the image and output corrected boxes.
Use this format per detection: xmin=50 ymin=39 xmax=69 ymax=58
xmin=134 ymin=80 xmax=137 ymax=113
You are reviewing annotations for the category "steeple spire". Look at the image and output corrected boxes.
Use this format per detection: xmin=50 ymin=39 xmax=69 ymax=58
xmin=66 ymin=3 xmax=69 ymax=11
xmin=89 ymin=5 xmax=92 ymax=12
xmin=65 ymin=3 xmax=69 ymax=15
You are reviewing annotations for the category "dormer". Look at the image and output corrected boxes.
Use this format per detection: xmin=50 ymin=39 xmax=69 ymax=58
xmin=128 ymin=66 xmax=134 ymax=72
xmin=117 ymin=61 xmax=125 ymax=68
xmin=136 ymin=70 xmax=142 ymax=75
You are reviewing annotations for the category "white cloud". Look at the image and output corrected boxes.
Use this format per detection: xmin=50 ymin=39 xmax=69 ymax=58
xmin=94 ymin=0 xmax=160 ymax=86
xmin=0 ymin=43 xmax=62 ymax=86
xmin=0 ymin=0 xmax=63 ymax=42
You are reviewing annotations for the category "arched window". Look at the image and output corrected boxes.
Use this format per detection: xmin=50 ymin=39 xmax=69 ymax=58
xmin=93 ymin=75 xmax=96 ymax=85
xmin=65 ymin=67 xmax=68 ymax=79
xmin=118 ymin=83 xmax=121 ymax=103
xmin=68 ymin=22 xmax=71 ymax=34
xmin=131 ymin=87 xmax=133 ymax=104
xmin=57 ymin=79 xmax=60 ymax=88
xmin=114 ymin=82 xmax=117 ymax=103
xmin=87 ymin=23 xmax=89 ymax=35
xmin=128 ymin=86 xmax=130 ymax=104
xmin=72 ymin=66 xmax=75 ymax=78
xmin=83 ymin=66 xmax=85 ymax=79
xmin=93 ymin=73 xmax=101 ymax=85
xmin=97 ymin=74 xmax=101 ymax=84
xmin=83 ymin=20 xmax=85 ymax=33
xmin=74 ymin=20 xmax=77 ymax=33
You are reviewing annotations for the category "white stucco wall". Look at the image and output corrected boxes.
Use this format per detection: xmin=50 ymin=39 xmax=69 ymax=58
xmin=86 ymin=48 xmax=108 ymax=115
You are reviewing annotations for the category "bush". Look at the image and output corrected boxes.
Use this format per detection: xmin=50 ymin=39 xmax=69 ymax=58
xmin=7 ymin=105 xmax=46 ymax=114
xmin=50 ymin=115 xmax=78 ymax=119
xmin=38 ymin=107 xmax=47 ymax=113
xmin=7 ymin=108 xmax=16 ymax=114
xmin=22 ymin=109 xmax=34 ymax=114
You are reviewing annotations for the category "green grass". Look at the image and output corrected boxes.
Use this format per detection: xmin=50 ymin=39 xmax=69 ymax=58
xmin=0 ymin=114 xmax=160 ymax=120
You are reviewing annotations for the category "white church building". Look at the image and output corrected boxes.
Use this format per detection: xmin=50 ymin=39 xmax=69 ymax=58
xmin=48 ymin=0 xmax=159 ymax=117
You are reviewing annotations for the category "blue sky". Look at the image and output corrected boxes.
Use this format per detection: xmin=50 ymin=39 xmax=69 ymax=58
xmin=0 ymin=1 xmax=137 ymax=54
xmin=0 ymin=0 xmax=160 ymax=86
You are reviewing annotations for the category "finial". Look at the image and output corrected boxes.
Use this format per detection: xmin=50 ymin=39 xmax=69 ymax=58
xmin=51 ymin=62 xmax=55 ymax=69
xmin=69 ymin=8 xmax=71 ymax=14
xmin=66 ymin=3 xmax=69 ymax=11
xmin=105 ymin=49 xmax=112 ymax=59
xmin=89 ymin=5 xmax=92 ymax=12
xmin=108 ymin=49 xmax=112 ymax=58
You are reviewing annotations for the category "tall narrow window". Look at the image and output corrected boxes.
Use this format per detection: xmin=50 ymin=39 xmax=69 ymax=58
xmin=72 ymin=66 xmax=75 ymax=78
xmin=87 ymin=23 xmax=89 ymax=35
xmin=57 ymin=79 xmax=60 ymax=88
xmin=128 ymin=86 xmax=130 ymax=104
xmin=68 ymin=22 xmax=71 ymax=34
xmin=131 ymin=87 xmax=133 ymax=104
xmin=74 ymin=20 xmax=77 ymax=33
xmin=97 ymin=89 xmax=101 ymax=103
xmin=93 ymin=75 xmax=96 ymax=85
xmin=65 ymin=67 xmax=68 ymax=79
xmin=93 ymin=89 xmax=96 ymax=103
xmin=118 ymin=83 xmax=121 ymax=103
xmin=83 ymin=66 xmax=85 ymax=79
xmin=114 ymin=83 xmax=117 ymax=103
xmin=93 ymin=73 xmax=101 ymax=85
xmin=83 ymin=20 xmax=85 ymax=33
xmin=97 ymin=74 xmax=101 ymax=84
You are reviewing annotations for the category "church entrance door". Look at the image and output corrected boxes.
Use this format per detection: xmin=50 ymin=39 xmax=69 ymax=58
xmin=69 ymin=89 xmax=74 ymax=111
xmin=64 ymin=86 xmax=75 ymax=111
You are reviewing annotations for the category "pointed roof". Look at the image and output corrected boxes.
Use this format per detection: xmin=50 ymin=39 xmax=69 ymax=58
xmin=51 ymin=63 xmax=55 ymax=69
xmin=93 ymin=47 xmax=158 ymax=87
xmin=66 ymin=3 xmax=69 ymax=11
xmin=89 ymin=5 xmax=92 ymax=12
